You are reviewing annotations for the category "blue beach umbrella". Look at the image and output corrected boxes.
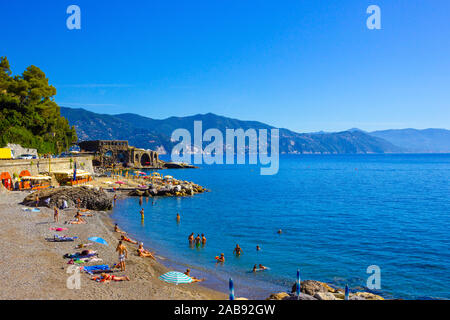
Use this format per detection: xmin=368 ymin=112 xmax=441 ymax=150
xmin=345 ymin=284 xmax=350 ymax=300
xmin=87 ymin=237 xmax=109 ymax=246
xmin=73 ymin=161 xmax=77 ymax=181
xmin=159 ymin=271 xmax=193 ymax=285
xmin=229 ymin=278 xmax=235 ymax=300
xmin=296 ymin=269 xmax=301 ymax=299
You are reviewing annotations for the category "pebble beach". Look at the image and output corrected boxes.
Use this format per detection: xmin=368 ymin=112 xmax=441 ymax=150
xmin=0 ymin=191 xmax=226 ymax=300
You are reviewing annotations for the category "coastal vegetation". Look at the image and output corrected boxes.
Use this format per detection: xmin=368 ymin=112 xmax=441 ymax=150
xmin=0 ymin=56 xmax=77 ymax=154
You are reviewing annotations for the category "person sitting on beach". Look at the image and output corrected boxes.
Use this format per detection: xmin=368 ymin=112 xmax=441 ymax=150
xmin=137 ymin=242 xmax=156 ymax=260
xmin=233 ymin=244 xmax=243 ymax=256
xmin=92 ymin=273 xmax=130 ymax=283
xmin=114 ymin=224 xmax=126 ymax=234
xmin=184 ymin=269 xmax=205 ymax=283
xmin=216 ymin=253 xmax=225 ymax=263
xmin=53 ymin=207 xmax=59 ymax=223
xmin=74 ymin=211 xmax=86 ymax=223
xmin=121 ymin=235 xmax=138 ymax=244
xmin=116 ymin=240 xmax=128 ymax=271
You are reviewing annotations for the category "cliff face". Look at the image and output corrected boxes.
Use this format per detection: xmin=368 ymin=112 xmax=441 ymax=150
xmin=61 ymin=107 xmax=404 ymax=154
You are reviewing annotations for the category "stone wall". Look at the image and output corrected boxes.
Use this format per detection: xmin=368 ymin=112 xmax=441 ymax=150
xmin=0 ymin=156 xmax=94 ymax=180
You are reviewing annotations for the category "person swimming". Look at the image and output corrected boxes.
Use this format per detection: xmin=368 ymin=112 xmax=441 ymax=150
xmin=277 ymin=229 xmax=282 ymax=234
xmin=233 ymin=244 xmax=243 ymax=256
xmin=256 ymin=245 xmax=261 ymax=251
xmin=258 ymin=264 xmax=268 ymax=270
xmin=252 ymin=264 xmax=258 ymax=272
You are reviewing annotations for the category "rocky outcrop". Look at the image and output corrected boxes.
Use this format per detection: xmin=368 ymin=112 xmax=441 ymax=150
xmin=291 ymin=280 xmax=336 ymax=296
xmin=128 ymin=182 xmax=207 ymax=197
xmin=22 ymin=186 xmax=113 ymax=211
xmin=161 ymin=162 xmax=197 ymax=169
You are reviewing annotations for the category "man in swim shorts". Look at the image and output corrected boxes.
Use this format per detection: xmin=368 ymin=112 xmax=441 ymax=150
xmin=116 ymin=240 xmax=128 ymax=271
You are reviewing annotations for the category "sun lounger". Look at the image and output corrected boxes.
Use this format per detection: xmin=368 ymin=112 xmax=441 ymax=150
xmin=82 ymin=265 xmax=112 ymax=275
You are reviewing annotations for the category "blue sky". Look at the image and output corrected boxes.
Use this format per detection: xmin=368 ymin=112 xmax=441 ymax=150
xmin=1 ymin=0 xmax=449 ymax=132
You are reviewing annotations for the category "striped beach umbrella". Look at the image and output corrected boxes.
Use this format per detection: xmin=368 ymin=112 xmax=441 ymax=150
xmin=296 ymin=269 xmax=301 ymax=299
xmin=159 ymin=271 xmax=193 ymax=285
xmin=345 ymin=284 xmax=349 ymax=300
xmin=229 ymin=278 xmax=235 ymax=300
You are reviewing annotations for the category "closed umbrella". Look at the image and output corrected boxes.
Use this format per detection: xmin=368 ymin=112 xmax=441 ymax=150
xmin=229 ymin=278 xmax=235 ymax=300
xmin=87 ymin=237 xmax=109 ymax=246
xmin=345 ymin=284 xmax=349 ymax=300
xmin=296 ymin=269 xmax=301 ymax=299
xmin=159 ymin=271 xmax=193 ymax=285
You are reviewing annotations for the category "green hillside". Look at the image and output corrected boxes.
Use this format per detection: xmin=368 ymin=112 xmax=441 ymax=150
xmin=0 ymin=56 xmax=77 ymax=154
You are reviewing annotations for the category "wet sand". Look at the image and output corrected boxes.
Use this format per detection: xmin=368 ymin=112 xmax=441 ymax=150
xmin=0 ymin=191 xmax=226 ymax=300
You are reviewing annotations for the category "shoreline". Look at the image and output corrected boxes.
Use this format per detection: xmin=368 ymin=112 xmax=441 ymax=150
xmin=0 ymin=190 xmax=226 ymax=300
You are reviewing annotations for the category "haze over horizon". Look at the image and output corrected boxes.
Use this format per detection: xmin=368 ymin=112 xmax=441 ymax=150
xmin=2 ymin=0 xmax=449 ymax=132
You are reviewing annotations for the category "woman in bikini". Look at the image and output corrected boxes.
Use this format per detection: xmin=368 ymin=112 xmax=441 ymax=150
xmin=137 ymin=243 xmax=156 ymax=260
xmin=92 ymin=273 xmax=130 ymax=282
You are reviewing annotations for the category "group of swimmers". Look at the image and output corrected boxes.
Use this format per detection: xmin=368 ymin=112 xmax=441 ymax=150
xmin=212 ymin=244 xmax=268 ymax=272
xmin=188 ymin=232 xmax=207 ymax=247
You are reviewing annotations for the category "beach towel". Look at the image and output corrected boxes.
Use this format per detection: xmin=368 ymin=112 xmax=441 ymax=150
xmin=50 ymin=227 xmax=68 ymax=232
xmin=82 ymin=264 xmax=112 ymax=275
xmin=47 ymin=235 xmax=78 ymax=242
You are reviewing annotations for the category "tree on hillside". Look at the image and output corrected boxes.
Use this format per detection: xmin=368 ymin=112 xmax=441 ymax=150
xmin=0 ymin=56 xmax=77 ymax=154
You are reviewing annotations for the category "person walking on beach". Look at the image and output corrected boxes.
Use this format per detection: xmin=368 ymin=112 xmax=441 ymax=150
xmin=53 ymin=207 xmax=59 ymax=223
xmin=116 ymin=240 xmax=128 ymax=271
xmin=233 ymin=244 xmax=243 ymax=256
xmin=35 ymin=194 xmax=39 ymax=207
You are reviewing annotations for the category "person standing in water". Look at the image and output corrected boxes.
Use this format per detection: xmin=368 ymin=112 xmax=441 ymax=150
xmin=233 ymin=244 xmax=243 ymax=256
xmin=140 ymin=208 xmax=144 ymax=220
xmin=195 ymin=234 xmax=201 ymax=247
xmin=176 ymin=213 xmax=181 ymax=223
xmin=113 ymin=194 xmax=117 ymax=204
xmin=201 ymin=234 xmax=207 ymax=246
xmin=188 ymin=233 xmax=194 ymax=243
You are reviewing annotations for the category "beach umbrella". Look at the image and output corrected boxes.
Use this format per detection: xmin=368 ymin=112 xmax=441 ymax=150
xmin=115 ymin=181 xmax=125 ymax=185
xmin=87 ymin=237 xmax=109 ymax=246
xmin=296 ymin=269 xmax=301 ymax=299
xmin=229 ymin=278 xmax=235 ymax=300
xmin=159 ymin=271 xmax=193 ymax=285
xmin=73 ymin=161 xmax=77 ymax=181
xmin=345 ymin=284 xmax=349 ymax=300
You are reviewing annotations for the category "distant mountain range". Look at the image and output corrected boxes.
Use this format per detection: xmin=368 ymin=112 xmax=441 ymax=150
xmin=60 ymin=107 xmax=449 ymax=154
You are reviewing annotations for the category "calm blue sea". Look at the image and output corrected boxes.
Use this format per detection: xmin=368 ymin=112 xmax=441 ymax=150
xmin=110 ymin=154 xmax=450 ymax=299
